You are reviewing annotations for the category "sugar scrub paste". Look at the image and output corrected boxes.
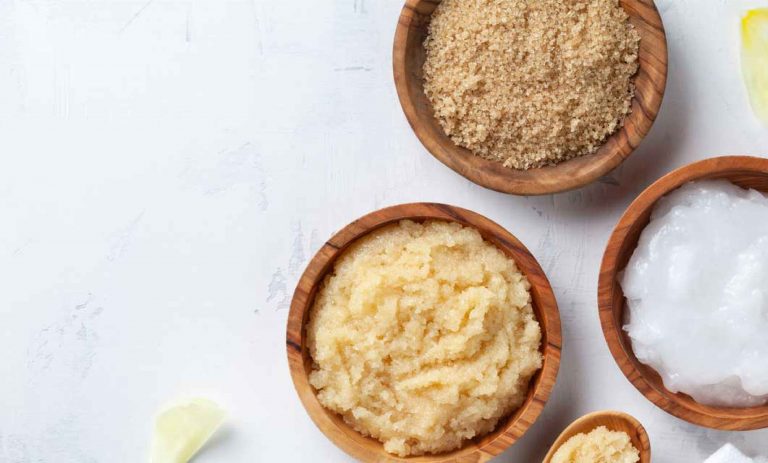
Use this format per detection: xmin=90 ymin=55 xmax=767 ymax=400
xmin=621 ymin=180 xmax=768 ymax=407
xmin=307 ymin=220 xmax=542 ymax=456
xmin=551 ymin=426 xmax=639 ymax=463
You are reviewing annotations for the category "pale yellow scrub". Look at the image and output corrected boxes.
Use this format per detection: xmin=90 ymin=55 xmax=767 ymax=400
xmin=307 ymin=220 xmax=542 ymax=456
xmin=551 ymin=426 xmax=639 ymax=463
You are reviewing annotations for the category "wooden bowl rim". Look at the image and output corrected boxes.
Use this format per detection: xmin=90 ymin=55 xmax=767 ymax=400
xmin=392 ymin=0 xmax=668 ymax=196
xmin=598 ymin=155 xmax=768 ymax=430
xmin=286 ymin=203 xmax=562 ymax=462
xmin=542 ymin=410 xmax=651 ymax=463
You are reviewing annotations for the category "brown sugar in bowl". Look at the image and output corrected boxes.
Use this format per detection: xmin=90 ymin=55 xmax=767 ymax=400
xmin=286 ymin=203 xmax=562 ymax=462
xmin=393 ymin=0 xmax=668 ymax=196
xmin=598 ymin=156 xmax=768 ymax=430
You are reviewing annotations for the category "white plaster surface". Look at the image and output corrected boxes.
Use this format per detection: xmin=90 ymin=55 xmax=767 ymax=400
xmin=1 ymin=0 xmax=768 ymax=461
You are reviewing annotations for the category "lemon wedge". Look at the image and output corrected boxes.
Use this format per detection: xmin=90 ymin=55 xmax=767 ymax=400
xmin=150 ymin=398 xmax=226 ymax=463
xmin=742 ymin=8 xmax=768 ymax=126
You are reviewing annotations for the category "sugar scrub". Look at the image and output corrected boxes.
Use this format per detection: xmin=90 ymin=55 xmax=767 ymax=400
xmin=307 ymin=220 xmax=542 ymax=456
xmin=423 ymin=0 xmax=639 ymax=169
xmin=621 ymin=180 xmax=768 ymax=407
xmin=551 ymin=426 xmax=639 ymax=463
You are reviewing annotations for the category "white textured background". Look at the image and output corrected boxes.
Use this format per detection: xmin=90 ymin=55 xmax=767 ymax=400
xmin=2 ymin=0 xmax=768 ymax=461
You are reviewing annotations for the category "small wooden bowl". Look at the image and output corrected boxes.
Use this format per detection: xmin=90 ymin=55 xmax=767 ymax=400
xmin=393 ymin=0 xmax=668 ymax=195
xmin=598 ymin=155 xmax=768 ymax=430
xmin=542 ymin=410 xmax=651 ymax=463
xmin=287 ymin=203 xmax=562 ymax=462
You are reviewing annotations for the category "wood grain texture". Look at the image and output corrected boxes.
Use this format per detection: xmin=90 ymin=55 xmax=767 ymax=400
xmin=392 ymin=0 xmax=668 ymax=196
xmin=542 ymin=410 xmax=651 ymax=463
xmin=598 ymin=156 xmax=768 ymax=430
xmin=286 ymin=203 xmax=562 ymax=462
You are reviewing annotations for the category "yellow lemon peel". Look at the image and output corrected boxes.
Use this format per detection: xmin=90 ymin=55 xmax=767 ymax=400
xmin=150 ymin=398 xmax=226 ymax=463
xmin=742 ymin=8 xmax=768 ymax=126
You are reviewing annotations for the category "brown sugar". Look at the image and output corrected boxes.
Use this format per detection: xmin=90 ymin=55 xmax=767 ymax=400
xmin=423 ymin=0 xmax=640 ymax=170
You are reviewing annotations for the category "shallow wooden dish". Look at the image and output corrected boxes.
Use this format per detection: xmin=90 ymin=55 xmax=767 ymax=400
xmin=598 ymin=156 xmax=768 ymax=430
xmin=287 ymin=203 xmax=562 ymax=462
xmin=393 ymin=0 xmax=668 ymax=195
xmin=543 ymin=410 xmax=650 ymax=463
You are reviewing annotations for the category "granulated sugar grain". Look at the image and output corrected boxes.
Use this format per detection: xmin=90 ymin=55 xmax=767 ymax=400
xmin=423 ymin=0 xmax=640 ymax=169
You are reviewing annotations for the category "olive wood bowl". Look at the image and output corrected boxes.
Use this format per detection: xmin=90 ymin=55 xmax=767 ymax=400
xmin=598 ymin=155 xmax=768 ymax=430
xmin=287 ymin=203 xmax=562 ymax=462
xmin=393 ymin=0 xmax=668 ymax=195
xmin=543 ymin=410 xmax=651 ymax=463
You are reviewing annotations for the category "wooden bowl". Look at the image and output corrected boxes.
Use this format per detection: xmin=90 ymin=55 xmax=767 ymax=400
xmin=286 ymin=203 xmax=562 ymax=462
xmin=393 ymin=0 xmax=668 ymax=195
xmin=542 ymin=410 xmax=651 ymax=463
xmin=598 ymin=155 xmax=768 ymax=430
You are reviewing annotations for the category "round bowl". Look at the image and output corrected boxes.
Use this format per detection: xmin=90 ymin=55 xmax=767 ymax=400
xmin=598 ymin=155 xmax=768 ymax=430
xmin=393 ymin=0 xmax=668 ymax=195
xmin=543 ymin=410 xmax=651 ymax=463
xmin=286 ymin=203 xmax=562 ymax=462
